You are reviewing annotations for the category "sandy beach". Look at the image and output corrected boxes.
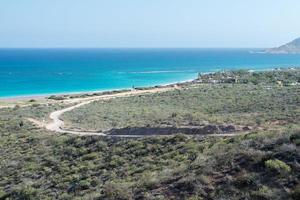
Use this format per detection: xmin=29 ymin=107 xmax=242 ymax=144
xmin=0 ymin=78 xmax=198 ymax=107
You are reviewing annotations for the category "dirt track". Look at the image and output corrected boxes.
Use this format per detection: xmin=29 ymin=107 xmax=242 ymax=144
xmin=28 ymin=87 xmax=175 ymax=137
xmin=27 ymin=86 xmax=249 ymax=137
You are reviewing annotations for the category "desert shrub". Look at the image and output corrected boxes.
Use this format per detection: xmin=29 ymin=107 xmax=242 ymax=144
xmin=48 ymin=95 xmax=65 ymax=100
xmin=31 ymin=103 xmax=40 ymax=107
xmin=173 ymin=175 xmax=200 ymax=195
xmin=290 ymin=132 xmax=300 ymax=146
xmin=10 ymin=185 xmax=39 ymax=200
xmin=292 ymin=183 xmax=300 ymax=200
xmin=81 ymin=152 xmax=99 ymax=161
xmin=186 ymin=195 xmax=203 ymax=200
xmin=265 ymin=159 xmax=291 ymax=174
xmin=0 ymin=189 xmax=7 ymax=199
xmin=78 ymin=180 xmax=91 ymax=190
xmin=60 ymin=193 xmax=72 ymax=200
xmin=234 ymin=172 xmax=258 ymax=188
xmin=137 ymin=172 xmax=161 ymax=190
xmin=251 ymin=185 xmax=274 ymax=200
xmin=102 ymin=182 xmax=133 ymax=200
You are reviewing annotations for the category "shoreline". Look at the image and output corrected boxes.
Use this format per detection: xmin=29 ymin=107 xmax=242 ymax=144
xmin=1 ymin=67 xmax=299 ymax=102
xmin=0 ymin=77 xmax=198 ymax=102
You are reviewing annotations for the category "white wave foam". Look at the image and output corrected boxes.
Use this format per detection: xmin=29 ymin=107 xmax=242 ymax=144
xmin=128 ymin=70 xmax=196 ymax=74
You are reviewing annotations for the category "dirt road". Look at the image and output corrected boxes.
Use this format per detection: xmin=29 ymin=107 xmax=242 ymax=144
xmin=27 ymin=86 xmax=248 ymax=137
xmin=28 ymin=87 xmax=175 ymax=137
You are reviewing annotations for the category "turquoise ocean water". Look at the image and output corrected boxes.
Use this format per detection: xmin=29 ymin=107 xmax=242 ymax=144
xmin=1 ymin=48 xmax=300 ymax=98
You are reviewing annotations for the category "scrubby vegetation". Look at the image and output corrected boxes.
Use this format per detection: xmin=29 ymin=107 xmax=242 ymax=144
xmin=265 ymin=159 xmax=291 ymax=175
xmin=47 ymin=89 xmax=132 ymax=101
xmin=63 ymin=69 xmax=300 ymax=131
xmin=0 ymin=69 xmax=300 ymax=199
xmin=0 ymin=120 xmax=299 ymax=199
xmin=0 ymin=102 xmax=69 ymax=123
xmin=198 ymin=68 xmax=300 ymax=85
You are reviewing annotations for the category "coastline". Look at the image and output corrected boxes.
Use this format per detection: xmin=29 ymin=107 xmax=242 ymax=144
xmin=0 ymin=76 xmax=198 ymax=102
xmin=1 ymin=66 xmax=299 ymax=103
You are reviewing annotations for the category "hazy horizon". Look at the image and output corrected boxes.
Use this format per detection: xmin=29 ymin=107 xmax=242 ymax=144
xmin=0 ymin=47 xmax=273 ymax=49
xmin=0 ymin=0 xmax=299 ymax=48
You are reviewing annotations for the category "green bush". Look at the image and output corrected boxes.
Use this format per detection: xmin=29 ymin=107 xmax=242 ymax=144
xmin=0 ymin=189 xmax=7 ymax=199
xmin=79 ymin=180 xmax=91 ymax=190
xmin=11 ymin=185 xmax=38 ymax=200
xmin=265 ymin=159 xmax=291 ymax=174
xmin=251 ymin=185 xmax=274 ymax=199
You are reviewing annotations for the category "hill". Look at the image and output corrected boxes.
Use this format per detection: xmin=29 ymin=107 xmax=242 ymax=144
xmin=266 ymin=37 xmax=300 ymax=54
xmin=0 ymin=69 xmax=300 ymax=199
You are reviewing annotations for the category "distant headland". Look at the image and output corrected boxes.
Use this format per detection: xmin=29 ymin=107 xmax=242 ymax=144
xmin=265 ymin=37 xmax=300 ymax=54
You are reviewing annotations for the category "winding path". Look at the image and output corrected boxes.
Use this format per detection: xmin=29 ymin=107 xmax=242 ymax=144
xmin=28 ymin=86 xmax=249 ymax=137
xmin=46 ymin=100 xmax=106 ymax=136
xmin=28 ymin=87 xmax=175 ymax=137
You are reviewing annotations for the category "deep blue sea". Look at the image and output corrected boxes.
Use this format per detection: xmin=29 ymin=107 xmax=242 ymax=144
xmin=1 ymin=48 xmax=300 ymax=98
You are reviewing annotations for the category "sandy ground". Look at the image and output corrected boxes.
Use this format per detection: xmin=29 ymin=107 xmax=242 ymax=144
xmin=0 ymin=82 xmax=184 ymax=108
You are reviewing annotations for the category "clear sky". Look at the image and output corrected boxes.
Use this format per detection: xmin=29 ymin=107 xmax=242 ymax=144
xmin=0 ymin=0 xmax=299 ymax=48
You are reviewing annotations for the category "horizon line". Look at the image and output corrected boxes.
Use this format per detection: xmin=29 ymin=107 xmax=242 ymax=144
xmin=0 ymin=47 xmax=268 ymax=49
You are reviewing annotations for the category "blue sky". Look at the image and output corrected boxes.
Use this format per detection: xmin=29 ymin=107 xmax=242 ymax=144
xmin=0 ymin=0 xmax=299 ymax=48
